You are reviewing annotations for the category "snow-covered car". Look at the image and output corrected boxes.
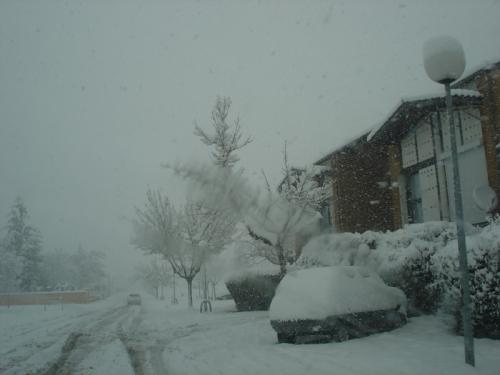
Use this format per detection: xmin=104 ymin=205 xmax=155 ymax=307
xmin=270 ymin=266 xmax=407 ymax=344
xmin=127 ymin=293 xmax=142 ymax=305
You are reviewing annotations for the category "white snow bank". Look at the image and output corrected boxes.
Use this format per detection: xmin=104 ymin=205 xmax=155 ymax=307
xmin=269 ymin=266 xmax=406 ymax=321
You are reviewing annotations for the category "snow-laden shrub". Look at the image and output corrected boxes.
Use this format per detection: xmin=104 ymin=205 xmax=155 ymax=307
xmin=296 ymin=222 xmax=456 ymax=315
xmin=297 ymin=220 xmax=500 ymax=337
xmin=226 ymin=273 xmax=282 ymax=311
xmin=225 ymin=263 xmax=282 ymax=311
xmin=436 ymin=218 xmax=500 ymax=338
xmin=296 ymin=222 xmax=456 ymax=272
xmin=395 ymin=247 xmax=441 ymax=314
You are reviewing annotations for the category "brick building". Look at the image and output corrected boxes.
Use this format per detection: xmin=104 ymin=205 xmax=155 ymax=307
xmin=316 ymin=60 xmax=500 ymax=233
xmin=314 ymin=134 xmax=399 ymax=233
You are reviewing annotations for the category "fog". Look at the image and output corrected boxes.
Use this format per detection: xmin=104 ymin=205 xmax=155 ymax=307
xmin=1 ymin=0 xmax=499 ymax=287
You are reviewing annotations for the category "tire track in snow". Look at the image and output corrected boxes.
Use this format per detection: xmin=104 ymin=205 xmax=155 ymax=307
xmin=36 ymin=306 xmax=134 ymax=375
xmin=35 ymin=304 xmax=172 ymax=375
xmin=2 ymin=306 xmax=127 ymax=375
xmin=117 ymin=306 xmax=170 ymax=375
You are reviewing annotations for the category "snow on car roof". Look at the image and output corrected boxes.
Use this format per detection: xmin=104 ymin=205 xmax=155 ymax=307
xmin=269 ymin=266 xmax=406 ymax=321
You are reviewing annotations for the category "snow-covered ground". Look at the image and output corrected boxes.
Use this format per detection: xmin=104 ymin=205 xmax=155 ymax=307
xmin=157 ymin=300 xmax=500 ymax=375
xmin=1 ymin=292 xmax=499 ymax=375
xmin=0 ymin=293 xmax=140 ymax=375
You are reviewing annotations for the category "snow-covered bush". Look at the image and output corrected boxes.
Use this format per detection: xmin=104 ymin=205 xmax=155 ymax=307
xmin=225 ymin=263 xmax=281 ymax=311
xmin=395 ymin=248 xmax=441 ymax=314
xmin=436 ymin=218 xmax=500 ymax=338
xmin=296 ymin=220 xmax=500 ymax=338
xmin=296 ymin=222 xmax=456 ymax=315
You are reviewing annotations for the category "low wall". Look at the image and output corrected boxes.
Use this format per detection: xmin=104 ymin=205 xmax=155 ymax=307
xmin=0 ymin=291 xmax=96 ymax=306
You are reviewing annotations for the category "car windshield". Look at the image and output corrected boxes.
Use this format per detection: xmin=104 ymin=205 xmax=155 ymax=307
xmin=1 ymin=1 xmax=499 ymax=374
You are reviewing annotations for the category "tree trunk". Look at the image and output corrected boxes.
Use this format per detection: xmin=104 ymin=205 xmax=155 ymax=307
xmin=203 ymin=266 xmax=208 ymax=300
xmin=277 ymin=244 xmax=287 ymax=277
xmin=187 ymin=278 xmax=193 ymax=307
xmin=212 ymin=283 xmax=216 ymax=300
xmin=172 ymin=273 xmax=177 ymax=304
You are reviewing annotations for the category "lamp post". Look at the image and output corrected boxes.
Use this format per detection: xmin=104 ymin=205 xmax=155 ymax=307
xmin=423 ymin=36 xmax=475 ymax=366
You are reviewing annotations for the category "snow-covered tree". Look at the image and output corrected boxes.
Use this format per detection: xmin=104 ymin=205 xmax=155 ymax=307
xmin=1 ymin=197 xmax=43 ymax=291
xmin=39 ymin=246 xmax=106 ymax=293
xmin=194 ymin=96 xmax=252 ymax=169
xmin=70 ymin=245 xmax=106 ymax=292
xmin=40 ymin=248 xmax=73 ymax=290
xmin=135 ymin=256 xmax=171 ymax=298
xmin=0 ymin=242 xmax=23 ymax=292
xmin=244 ymin=190 xmax=322 ymax=276
xmin=253 ymin=150 xmax=331 ymax=271
xmin=171 ymin=158 xmax=324 ymax=277
xmin=133 ymin=190 xmax=235 ymax=307
xmin=276 ymin=144 xmax=330 ymax=212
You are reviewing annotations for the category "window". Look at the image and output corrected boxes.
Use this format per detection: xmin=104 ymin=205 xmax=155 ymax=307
xmin=406 ymin=172 xmax=422 ymax=223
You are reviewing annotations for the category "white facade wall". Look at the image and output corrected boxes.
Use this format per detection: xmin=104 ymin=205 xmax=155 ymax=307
xmin=400 ymin=107 xmax=488 ymax=225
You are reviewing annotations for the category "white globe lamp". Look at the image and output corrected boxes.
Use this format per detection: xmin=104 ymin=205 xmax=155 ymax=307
xmin=423 ymin=36 xmax=465 ymax=84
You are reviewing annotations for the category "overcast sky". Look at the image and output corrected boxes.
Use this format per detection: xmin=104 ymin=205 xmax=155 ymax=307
xmin=1 ymin=0 xmax=500 ymax=285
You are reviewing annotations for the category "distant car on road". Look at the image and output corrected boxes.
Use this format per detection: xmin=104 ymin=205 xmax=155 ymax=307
xmin=127 ymin=293 xmax=142 ymax=305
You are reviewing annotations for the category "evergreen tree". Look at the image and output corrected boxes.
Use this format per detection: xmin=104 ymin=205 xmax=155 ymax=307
xmin=0 ymin=242 xmax=23 ymax=292
xmin=2 ymin=197 xmax=43 ymax=291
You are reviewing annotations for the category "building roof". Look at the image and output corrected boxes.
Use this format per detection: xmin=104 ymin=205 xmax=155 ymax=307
xmin=313 ymin=131 xmax=369 ymax=166
xmin=452 ymin=59 xmax=500 ymax=88
xmin=313 ymin=60 xmax=498 ymax=166
xmin=367 ymin=89 xmax=482 ymax=143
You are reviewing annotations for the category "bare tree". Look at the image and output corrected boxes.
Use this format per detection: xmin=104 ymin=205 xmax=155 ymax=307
xmin=132 ymin=189 xmax=173 ymax=256
xmin=132 ymin=190 xmax=235 ymax=307
xmin=135 ymin=256 xmax=170 ymax=299
xmin=244 ymin=191 xmax=320 ymax=276
xmin=194 ymin=96 xmax=252 ymax=169
xmin=204 ymin=255 xmax=227 ymax=300
xmin=170 ymin=202 xmax=235 ymax=306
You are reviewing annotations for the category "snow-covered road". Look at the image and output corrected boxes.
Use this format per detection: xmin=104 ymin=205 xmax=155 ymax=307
xmin=0 ymin=294 xmax=168 ymax=375
xmin=2 ymin=293 xmax=500 ymax=375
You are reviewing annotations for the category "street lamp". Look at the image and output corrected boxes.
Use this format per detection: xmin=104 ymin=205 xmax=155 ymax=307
xmin=423 ymin=36 xmax=475 ymax=367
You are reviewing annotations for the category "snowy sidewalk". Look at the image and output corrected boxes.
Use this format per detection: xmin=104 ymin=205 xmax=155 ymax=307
xmin=158 ymin=300 xmax=500 ymax=375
